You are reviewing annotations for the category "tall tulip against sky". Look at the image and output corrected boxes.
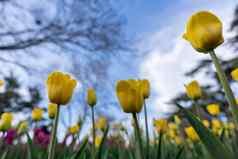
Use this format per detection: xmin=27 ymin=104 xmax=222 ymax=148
xmin=46 ymin=71 xmax=77 ymax=159
xmin=183 ymin=11 xmax=238 ymax=126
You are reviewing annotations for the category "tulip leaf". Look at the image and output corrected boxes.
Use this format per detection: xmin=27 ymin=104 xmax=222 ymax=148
xmin=70 ymin=137 xmax=88 ymax=159
xmin=26 ymin=132 xmax=33 ymax=159
xmin=1 ymin=150 xmax=8 ymax=159
xmin=156 ymin=132 xmax=163 ymax=159
xmin=97 ymin=125 xmax=109 ymax=159
xmin=178 ymin=104 xmax=235 ymax=159
xmin=175 ymin=146 xmax=184 ymax=159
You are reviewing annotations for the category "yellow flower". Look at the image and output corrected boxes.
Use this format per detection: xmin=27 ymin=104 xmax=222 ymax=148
xmin=167 ymin=129 xmax=176 ymax=139
xmin=0 ymin=121 xmax=11 ymax=131
xmin=87 ymin=88 xmax=97 ymax=107
xmin=183 ymin=11 xmax=224 ymax=53
xmin=228 ymin=122 xmax=235 ymax=130
xmin=211 ymin=119 xmax=222 ymax=129
xmin=185 ymin=80 xmax=202 ymax=100
xmin=116 ymin=80 xmax=144 ymax=113
xmin=0 ymin=80 xmax=4 ymax=87
xmin=96 ymin=117 xmax=107 ymax=131
xmin=18 ymin=121 xmax=28 ymax=134
xmin=206 ymin=104 xmax=220 ymax=116
xmin=231 ymin=68 xmax=238 ymax=81
xmin=202 ymin=120 xmax=210 ymax=128
xmin=32 ymin=108 xmax=44 ymax=121
xmin=69 ymin=124 xmax=80 ymax=135
xmin=153 ymin=119 xmax=168 ymax=133
xmin=174 ymin=115 xmax=181 ymax=125
xmin=1 ymin=112 xmax=13 ymax=124
xmin=95 ymin=136 xmax=102 ymax=148
xmin=48 ymin=103 xmax=58 ymax=119
xmin=174 ymin=136 xmax=182 ymax=145
xmin=168 ymin=122 xmax=177 ymax=130
xmin=185 ymin=126 xmax=199 ymax=141
xmin=141 ymin=79 xmax=150 ymax=99
xmin=46 ymin=71 xmax=77 ymax=105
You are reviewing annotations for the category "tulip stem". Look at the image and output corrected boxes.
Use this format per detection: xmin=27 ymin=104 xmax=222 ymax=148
xmin=91 ymin=107 xmax=96 ymax=159
xmin=48 ymin=105 xmax=60 ymax=159
xmin=144 ymin=101 xmax=150 ymax=159
xmin=132 ymin=113 xmax=144 ymax=159
xmin=209 ymin=50 xmax=238 ymax=125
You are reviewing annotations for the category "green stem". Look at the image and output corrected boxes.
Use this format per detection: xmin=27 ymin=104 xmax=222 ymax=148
xmin=209 ymin=50 xmax=238 ymax=125
xmin=192 ymin=100 xmax=201 ymax=119
xmin=132 ymin=113 xmax=144 ymax=159
xmin=48 ymin=105 xmax=60 ymax=159
xmin=91 ymin=107 xmax=96 ymax=159
xmin=144 ymin=101 xmax=150 ymax=159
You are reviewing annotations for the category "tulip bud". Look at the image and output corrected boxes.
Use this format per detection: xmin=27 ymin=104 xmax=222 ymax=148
xmin=48 ymin=103 xmax=58 ymax=119
xmin=231 ymin=68 xmax=238 ymax=81
xmin=206 ymin=104 xmax=220 ymax=116
xmin=32 ymin=108 xmax=44 ymax=121
xmin=17 ymin=121 xmax=28 ymax=134
xmin=87 ymin=88 xmax=97 ymax=107
xmin=185 ymin=80 xmax=202 ymax=100
xmin=68 ymin=124 xmax=80 ymax=135
xmin=183 ymin=11 xmax=224 ymax=53
xmin=46 ymin=71 xmax=77 ymax=105
xmin=142 ymin=79 xmax=150 ymax=99
xmin=185 ymin=126 xmax=199 ymax=141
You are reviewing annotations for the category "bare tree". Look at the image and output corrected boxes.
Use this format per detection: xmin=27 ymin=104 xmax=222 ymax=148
xmin=0 ymin=0 xmax=129 ymax=128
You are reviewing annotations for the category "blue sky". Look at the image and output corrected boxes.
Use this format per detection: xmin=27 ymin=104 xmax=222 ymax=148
xmin=6 ymin=0 xmax=238 ymax=138
xmin=109 ymin=0 xmax=238 ymax=125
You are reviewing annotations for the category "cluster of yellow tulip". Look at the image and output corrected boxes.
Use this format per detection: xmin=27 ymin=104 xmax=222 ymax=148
xmin=1 ymin=9 xmax=238 ymax=159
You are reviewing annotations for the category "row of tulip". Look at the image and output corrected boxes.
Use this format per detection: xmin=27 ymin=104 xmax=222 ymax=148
xmin=0 ymin=10 xmax=238 ymax=159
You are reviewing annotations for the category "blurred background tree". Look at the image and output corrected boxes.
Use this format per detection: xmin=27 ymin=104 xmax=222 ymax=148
xmin=0 ymin=0 xmax=129 ymax=127
xmin=0 ymin=73 xmax=41 ymax=114
xmin=171 ymin=5 xmax=238 ymax=121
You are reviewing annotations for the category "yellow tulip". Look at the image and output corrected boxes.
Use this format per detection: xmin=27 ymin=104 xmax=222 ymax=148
xmin=185 ymin=80 xmax=202 ymax=100
xmin=174 ymin=136 xmax=182 ymax=145
xmin=141 ymin=79 xmax=150 ymax=99
xmin=95 ymin=136 xmax=102 ymax=148
xmin=153 ymin=119 xmax=168 ymax=133
xmin=18 ymin=121 xmax=28 ymax=134
xmin=48 ymin=103 xmax=58 ymax=119
xmin=0 ymin=80 xmax=4 ymax=87
xmin=206 ymin=104 xmax=220 ymax=116
xmin=183 ymin=11 xmax=224 ymax=53
xmin=231 ymin=68 xmax=238 ymax=81
xmin=87 ymin=88 xmax=97 ymax=107
xmin=0 ymin=121 xmax=11 ymax=131
xmin=211 ymin=119 xmax=222 ymax=129
xmin=46 ymin=71 xmax=77 ymax=105
xmin=69 ymin=124 xmax=80 ymax=135
xmin=96 ymin=117 xmax=107 ymax=131
xmin=202 ymin=120 xmax=210 ymax=128
xmin=185 ymin=126 xmax=199 ymax=141
xmin=1 ymin=112 xmax=13 ymax=124
xmin=167 ymin=129 xmax=176 ymax=139
xmin=168 ymin=122 xmax=177 ymax=130
xmin=116 ymin=80 xmax=144 ymax=113
xmin=32 ymin=108 xmax=44 ymax=121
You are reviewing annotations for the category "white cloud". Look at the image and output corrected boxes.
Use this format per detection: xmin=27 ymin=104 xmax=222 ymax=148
xmin=139 ymin=1 xmax=237 ymax=119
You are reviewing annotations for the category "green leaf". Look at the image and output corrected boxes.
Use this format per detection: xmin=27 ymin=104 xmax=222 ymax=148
xmin=70 ymin=137 xmax=88 ymax=159
xmin=1 ymin=150 xmax=8 ymax=159
xmin=26 ymin=132 xmax=33 ymax=159
xmin=156 ymin=132 xmax=163 ymax=159
xmin=175 ymin=146 xmax=184 ymax=159
xmin=178 ymin=105 xmax=235 ymax=159
xmin=97 ymin=125 xmax=110 ymax=159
